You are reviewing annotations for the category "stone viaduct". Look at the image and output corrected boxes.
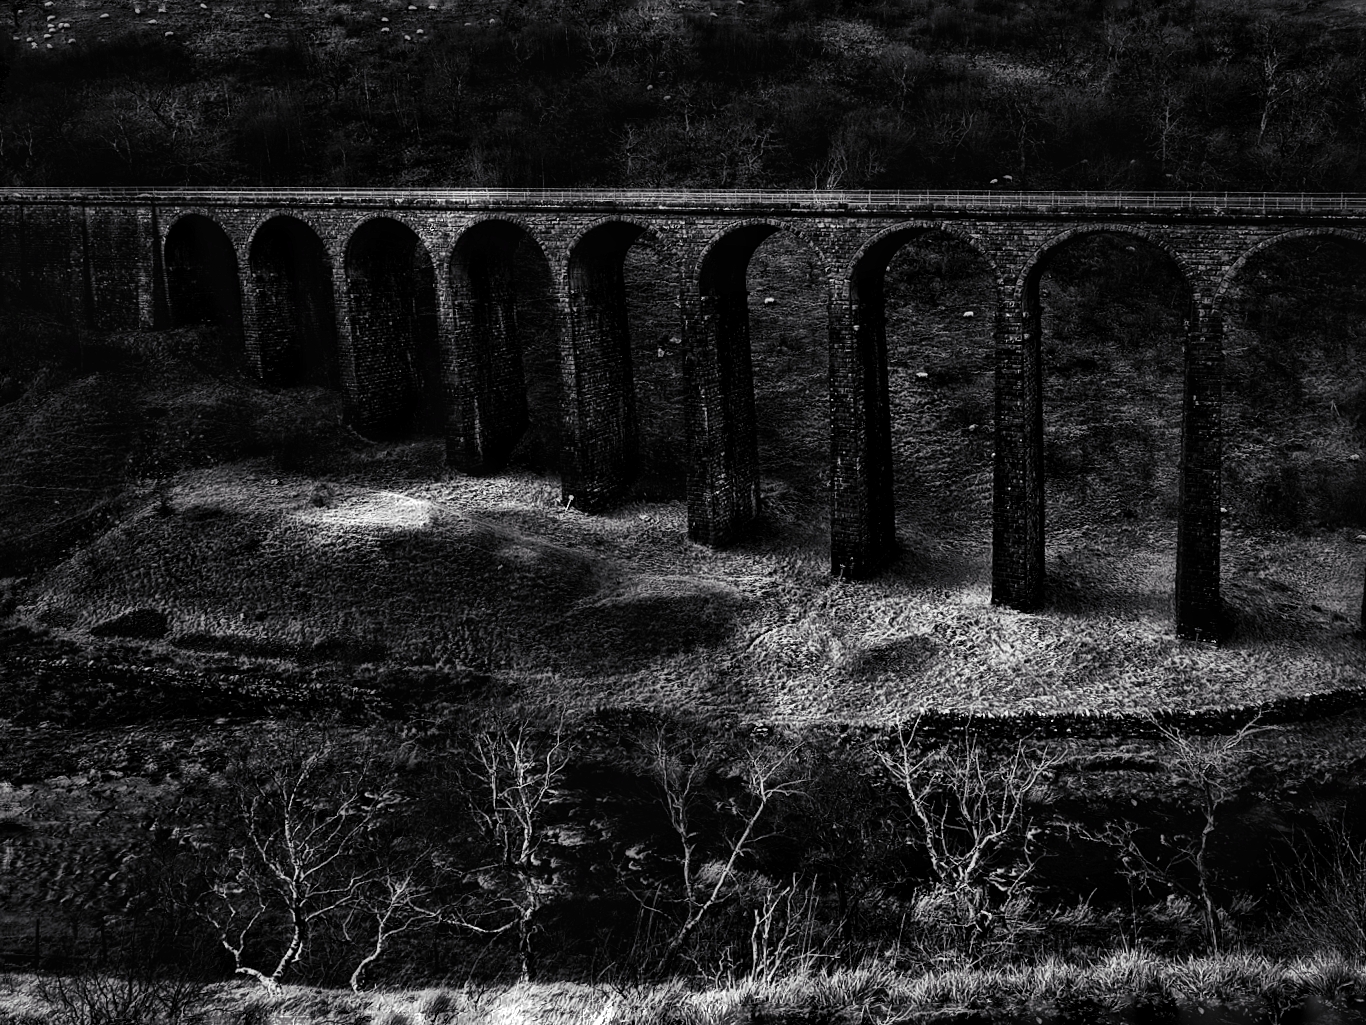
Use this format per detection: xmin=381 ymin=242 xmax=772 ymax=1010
xmin=3 ymin=187 xmax=1364 ymax=642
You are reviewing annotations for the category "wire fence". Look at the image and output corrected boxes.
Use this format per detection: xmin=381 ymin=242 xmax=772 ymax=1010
xmin=1 ymin=188 xmax=1366 ymax=214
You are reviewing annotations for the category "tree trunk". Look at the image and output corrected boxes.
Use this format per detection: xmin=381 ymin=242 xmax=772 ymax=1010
xmin=270 ymin=912 xmax=309 ymax=983
xmin=517 ymin=906 xmax=537 ymax=983
xmin=1195 ymin=810 xmax=1222 ymax=954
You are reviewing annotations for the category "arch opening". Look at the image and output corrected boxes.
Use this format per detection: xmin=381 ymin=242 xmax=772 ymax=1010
xmin=848 ymin=227 xmax=996 ymax=586
xmin=164 ymin=215 xmax=243 ymax=351
xmin=1027 ymin=230 xmax=1191 ymax=617
xmin=449 ymin=220 xmax=557 ymax=475
xmin=624 ymin=235 xmax=684 ymax=499
xmin=691 ymin=222 xmax=829 ymax=550
xmin=1218 ymin=234 xmax=1366 ymax=642
xmin=249 ymin=216 xmax=340 ymax=391
xmin=344 ymin=218 xmax=441 ymax=439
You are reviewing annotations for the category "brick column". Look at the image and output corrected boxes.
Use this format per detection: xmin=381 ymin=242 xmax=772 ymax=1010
xmin=329 ymin=243 xmax=362 ymax=422
xmin=992 ymin=280 xmax=1045 ymax=610
xmin=146 ymin=205 xmax=168 ymax=329
xmin=20 ymin=204 xmax=76 ymax=324
xmin=0 ymin=202 xmax=23 ymax=304
xmin=683 ymin=286 xmax=761 ymax=545
xmin=237 ymin=240 xmax=264 ymax=378
xmin=1175 ymin=303 xmax=1223 ymax=641
xmin=560 ymin=248 xmax=638 ymax=512
xmin=830 ymin=275 xmax=895 ymax=577
xmin=134 ymin=205 xmax=156 ymax=328
xmin=75 ymin=202 xmax=93 ymax=328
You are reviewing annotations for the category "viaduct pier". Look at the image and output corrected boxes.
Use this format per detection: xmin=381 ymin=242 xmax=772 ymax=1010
xmin=3 ymin=187 xmax=1365 ymax=641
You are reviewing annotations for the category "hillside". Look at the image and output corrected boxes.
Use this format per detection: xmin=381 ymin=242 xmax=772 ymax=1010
xmin=1 ymin=0 xmax=1365 ymax=190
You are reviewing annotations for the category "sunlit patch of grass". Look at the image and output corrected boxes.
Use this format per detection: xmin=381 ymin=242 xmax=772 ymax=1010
xmin=2 ymin=955 xmax=1366 ymax=1023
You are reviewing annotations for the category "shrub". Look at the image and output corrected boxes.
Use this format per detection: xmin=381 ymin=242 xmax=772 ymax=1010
xmin=1276 ymin=825 xmax=1366 ymax=959
xmin=34 ymin=926 xmax=210 ymax=1025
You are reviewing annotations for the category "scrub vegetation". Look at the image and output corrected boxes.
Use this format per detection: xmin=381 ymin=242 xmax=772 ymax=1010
xmin=1 ymin=0 xmax=1365 ymax=190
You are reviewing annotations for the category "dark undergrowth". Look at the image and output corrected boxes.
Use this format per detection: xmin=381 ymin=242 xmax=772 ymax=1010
xmin=2 ymin=0 xmax=1366 ymax=191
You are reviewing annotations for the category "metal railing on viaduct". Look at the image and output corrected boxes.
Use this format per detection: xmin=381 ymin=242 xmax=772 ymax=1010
xmin=4 ymin=188 xmax=1365 ymax=641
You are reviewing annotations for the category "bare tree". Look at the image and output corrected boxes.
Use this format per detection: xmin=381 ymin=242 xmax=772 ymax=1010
xmin=442 ymin=712 xmax=574 ymax=983
xmin=35 ymin=917 xmax=211 ymax=1025
xmin=636 ymin=730 xmax=806 ymax=975
xmin=1277 ymin=818 xmax=1366 ymax=958
xmin=342 ymin=867 xmax=430 ymax=993
xmin=195 ymin=733 xmax=413 ymax=987
xmin=1083 ymin=716 xmax=1269 ymax=954
xmin=879 ymin=721 xmax=1060 ymax=942
xmin=1256 ymin=21 xmax=1284 ymax=146
xmin=37 ymin=967 xmax=206 ymax=1025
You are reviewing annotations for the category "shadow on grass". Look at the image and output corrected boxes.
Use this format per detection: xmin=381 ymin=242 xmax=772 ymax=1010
xmin=881 ymin=533 xmax=991 ymax=591
xmin=553 ymin=576 xmax=746 ymax=672
xmin=1045 ymin=567 xmax=1173 ymax=620
xmin=1218 ymin=578 xmax=1350 ymax=650
xmin=840 ymin=631 xmax=941 ymax=681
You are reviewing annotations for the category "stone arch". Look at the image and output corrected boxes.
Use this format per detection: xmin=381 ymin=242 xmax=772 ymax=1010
xmin=1013 ymin=222 xmax=1195 ymax=298
xmin=1214 ymin=227 xmax=1366 ymax=305
xmin=845 ymin=221 xmax=998 ymax=287
xmin=694 ymin=218 xmax=833 ymax=294
xmin=559 ymin=217 xmax=664 ymax=509
xmin=562 ymin=216 xmax=668 ymax=285
xmin=343 ymin=216 xmax=443 ymax=438
xmin=337 ymin=210 xmax=441 ymax=264
xmin=163 ymin=213 xmax=244 ymax=345
xmin=446 ymin=217 xmax=557 ymax=474
xmin=687 ymin=219 xmax=834 ymax=547
xmin=450 ymin=215 xmax=550 ymax=297
xmin=991 ymin=220 xmax=1198 ymax=628
xmin=835 ymin=222 xmax=1000 ymax=577
xmin=248 ymin=214 xmax=340 ymax=390
xmin=1214 ymin=227 xmax=1366 ymax=637
xmin=243 ymin=209 xmax=336 ymax=263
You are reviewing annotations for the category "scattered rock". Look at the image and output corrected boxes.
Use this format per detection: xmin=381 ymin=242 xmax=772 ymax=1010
xmin=90 ymin=608 xmax=169 ymax=640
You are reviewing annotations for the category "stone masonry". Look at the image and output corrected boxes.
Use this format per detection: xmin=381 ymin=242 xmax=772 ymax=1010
xmin=4 ymin=188 xmax=1366 ymax=642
